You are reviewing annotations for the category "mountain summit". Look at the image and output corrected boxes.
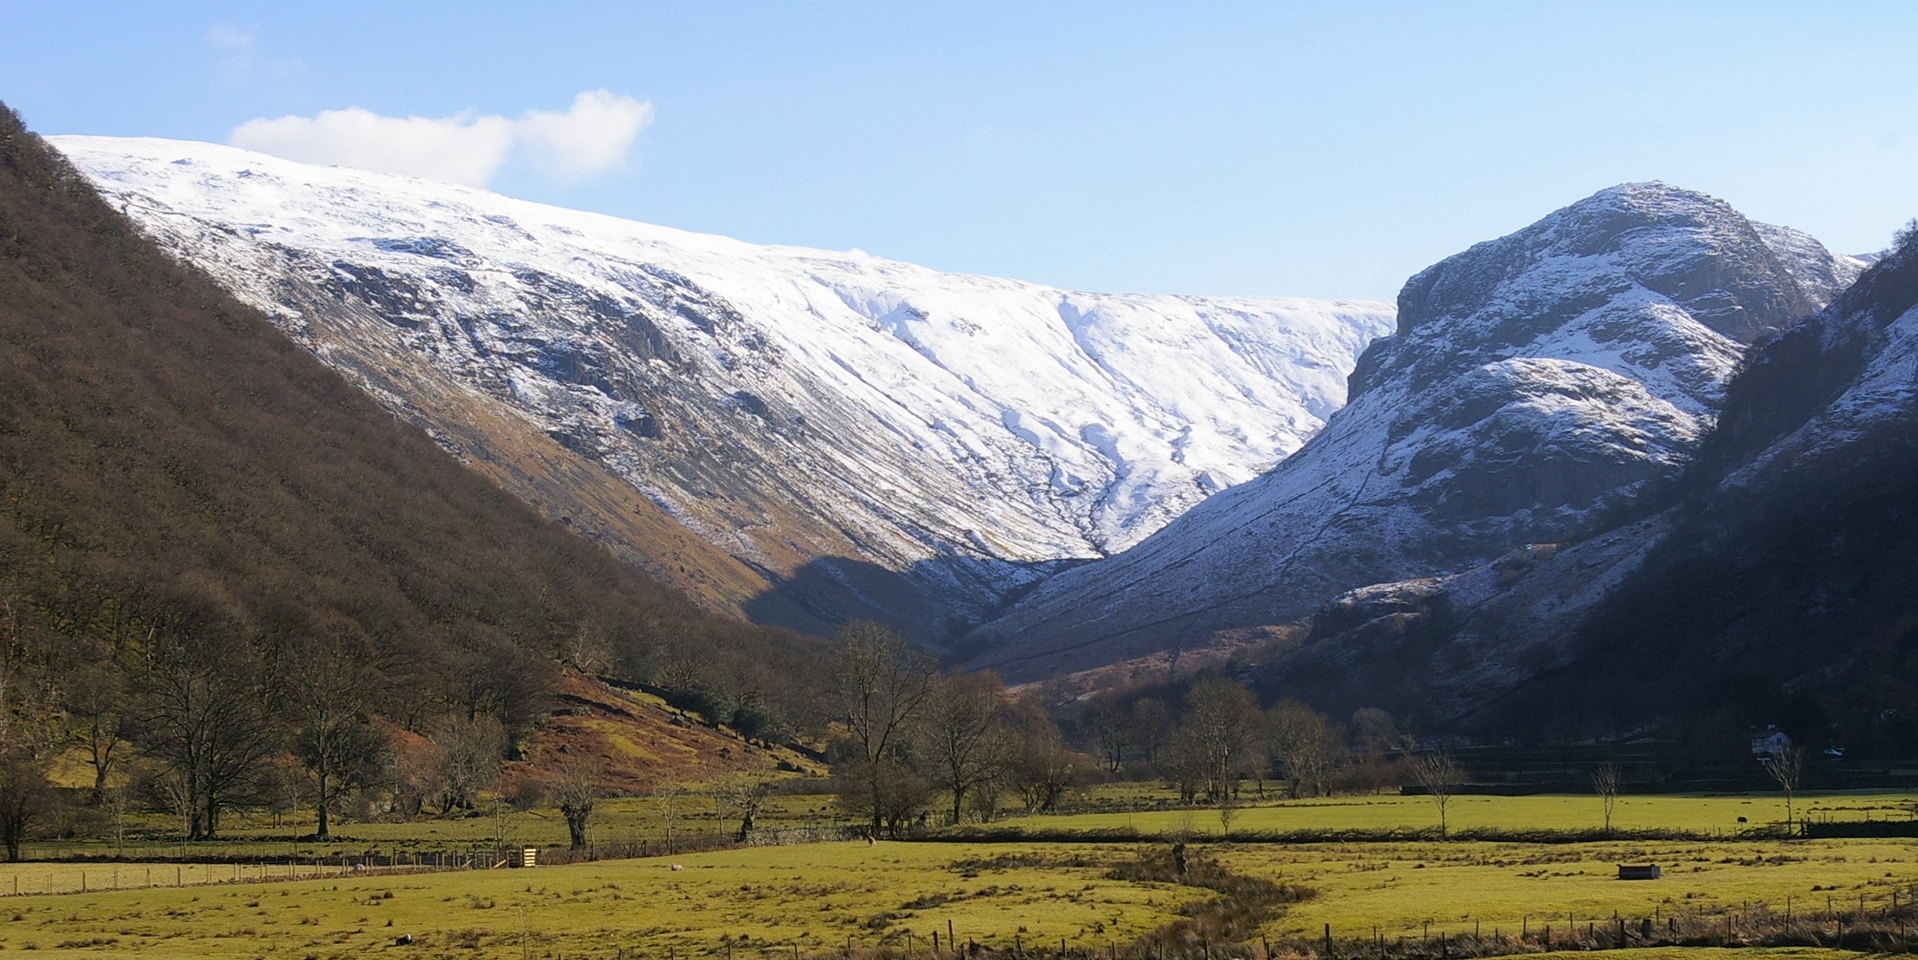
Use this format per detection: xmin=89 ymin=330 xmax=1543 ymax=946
xmin=966 ymin=183 xmax=1865 ymax=679
xmin=55 ymin=136 xmax=1393 ymax=638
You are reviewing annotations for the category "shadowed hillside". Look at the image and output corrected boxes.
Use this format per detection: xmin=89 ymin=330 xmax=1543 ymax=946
xmin=0 ymin=103 xmax=824 ymax=756
xmin=1475 ymin=232 xmax=1918 ymax=754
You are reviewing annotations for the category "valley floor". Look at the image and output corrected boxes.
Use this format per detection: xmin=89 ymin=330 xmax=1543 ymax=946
xmin=4 ymin=790 xmax=1918 ymax=959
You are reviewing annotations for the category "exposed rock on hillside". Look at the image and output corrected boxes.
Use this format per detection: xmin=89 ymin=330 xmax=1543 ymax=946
xmin=56 ymin=136 xmax=1394 ymax=637
xmin=968 ymin=183 xmax=1862 ymax=680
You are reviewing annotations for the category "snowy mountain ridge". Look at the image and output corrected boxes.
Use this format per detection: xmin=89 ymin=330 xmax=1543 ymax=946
xmin=968 ymin=182 xmax=1866 ymax=679
xmin=54 ymin=135 xmax=1394 ymax=633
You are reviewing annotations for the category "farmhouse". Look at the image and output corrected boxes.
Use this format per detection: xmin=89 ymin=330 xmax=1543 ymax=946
xmin=1749 ymin=726 xmax=1790 ymax=761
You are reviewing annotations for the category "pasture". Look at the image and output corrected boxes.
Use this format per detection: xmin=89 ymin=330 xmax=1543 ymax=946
xmin=981 ymin=788 xmax=1918 ymax=837
xmin=2 ymin=836 xmax=1908 ymax=959
xmin=5 ymin=791 xmax=1917 ymax=958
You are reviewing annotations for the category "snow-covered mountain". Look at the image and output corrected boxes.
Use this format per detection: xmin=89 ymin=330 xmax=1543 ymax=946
xmin=54 ymin=136 xmax=1394 ymax=635
xmin=967 ymin=183 xmax=1866 ymax=680
xmin=1448 ymin=231 xmax=1918 ymax=739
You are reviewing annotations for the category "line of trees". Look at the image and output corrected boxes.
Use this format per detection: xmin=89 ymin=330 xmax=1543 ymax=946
xmin=1075 ymin=677 xmax=1434 ymax=817
xmin=827 ymin=622 xmax=1082 ymax=836
xmin=0 ymin=580 xmax=820 ymax=858
xmin=0 ymin=103 xmax=835 ymax=858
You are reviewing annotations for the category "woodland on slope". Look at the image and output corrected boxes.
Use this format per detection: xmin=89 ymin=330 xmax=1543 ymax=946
xmin=0 ymin=104 xmax=825 ymax=841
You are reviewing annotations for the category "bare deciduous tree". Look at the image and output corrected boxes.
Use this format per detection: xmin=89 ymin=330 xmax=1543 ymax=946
xmin=918 ymin=671 xmax=1010 ymax=825
xmin=1268 ymin=699 xmax=1347 ymax=799
xmin=550 ymin=753 xmax=604 ymax=849
xmin=428 ymin=715 xmax=507 ymax=816
xmin=1084 ymin=693 xmax=1132 ymax=775
xmin=1412 ymin=750 xmax=1464 ymax=839
xmin=287 ymin=638 xmax=388 ymax=838
xmin=832 ymin=621 xmax=933 ymax=836
xmin=0 ymin=594 xmax=57 ymax=860
xmin=715 ymin=770 xmax=776 ymax=842
xmin=1008 ymin=708 xmax=1078 ymax=814
xmin=1128 ymin=698 xmax=1172 ymax=769
xmin=1180 ymin=679 xmax=1263 ymax=807
xmin=1765 ymin=746 xmax=1805 ymax=833
xmin=655 ymin=782 xmax=688 ymax=853
xmin=137 ymin=626 xmax=278 ymax=840
xmin=1351 ymin=708 xmax=1407 ymax=759
xmin=1590 ymin=763 xmax=1620 ymax=834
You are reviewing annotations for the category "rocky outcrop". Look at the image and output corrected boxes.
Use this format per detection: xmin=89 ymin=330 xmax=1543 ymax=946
xmin=967 ymin=183 xmax=1864 ymax=680
xmin=56 ymin=136 xmax=1393 ymax=638
xmin=1461 ymin=234 xmax=1918 ymax=746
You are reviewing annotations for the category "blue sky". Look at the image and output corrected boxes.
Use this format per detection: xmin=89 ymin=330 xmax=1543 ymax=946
xmin=4 ymin=2 xmax=1914 ymax=300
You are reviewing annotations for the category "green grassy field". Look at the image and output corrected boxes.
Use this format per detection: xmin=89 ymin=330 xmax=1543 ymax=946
xmin=980 ymin=789 xmax=1918 ymax=837
xmin=15 ymin=791 xmax=858 ymax=866
xmin=1221 ymin=837 xmax=1918 ymax=939
xmin=3 ymin=831 xmax=1913 ymax=958
xmin=7 ymin=791 xmax=1916 ymax=958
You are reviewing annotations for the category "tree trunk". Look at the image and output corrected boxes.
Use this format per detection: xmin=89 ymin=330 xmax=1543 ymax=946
xmin=316 ymin=770 xmax=330 ymax=839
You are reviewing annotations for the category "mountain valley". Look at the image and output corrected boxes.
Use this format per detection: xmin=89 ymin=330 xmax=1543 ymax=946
xmin=55 ymin=135 xmax=1394 ymax=639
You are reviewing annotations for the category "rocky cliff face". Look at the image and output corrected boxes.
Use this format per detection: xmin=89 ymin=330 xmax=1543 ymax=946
xmin=967 ymin=183 xmax=1864 ymax=680
xmin=55 ymin=136 xmax=1393 ymax=637
xmin=1462 ymin=234 xmax=1918 ymax=748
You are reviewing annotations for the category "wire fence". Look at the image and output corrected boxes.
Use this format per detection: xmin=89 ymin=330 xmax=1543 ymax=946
xmin=0 ymin=825 xmax=869 ymax=897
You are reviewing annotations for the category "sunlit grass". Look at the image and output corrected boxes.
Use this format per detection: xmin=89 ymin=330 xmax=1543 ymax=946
xmin=12 ymin=790 xmax=1918 ymax=957
xmin=985 ymin=789 xmax=1918 ymax=837
xmin=0 ymin=841 xmax=1181 ymax=959
xmin=1217 ymin=838 xmax=1918 ymax=939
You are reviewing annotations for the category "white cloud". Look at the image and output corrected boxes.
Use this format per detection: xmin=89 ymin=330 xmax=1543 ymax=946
xmin=226 ymin=91 xmax=653 ymax=188
xmin=231 ymin=108 xmax=517 ymax=187
xmin=205 ymin=23 xmax=256 ymax=78
xmin=205 ymin=23 xmax=254 ymax=51
xmin=517 ymin=90 xmax=655 ymax=181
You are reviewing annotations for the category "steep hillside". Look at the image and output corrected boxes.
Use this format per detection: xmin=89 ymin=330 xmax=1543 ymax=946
xmin=54 ymin=136 xmax=1395 ymax=638
xmin=0 ymin=104 xmax=822 ymax=740
xmin=968 ymin=183 xmax=1862 ymax=680
xmin=1470 ymin=230 xmax=1918 ymax=753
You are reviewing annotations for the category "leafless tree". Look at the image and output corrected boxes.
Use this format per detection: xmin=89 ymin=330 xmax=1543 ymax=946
xmin=832 ymin=621 xmax=934 ymax=836
xmin=287 ymin=639 xmax=388 ymax=838
xmin=1268 ymin=699 xmax=1347 ymax=799
xmin=1412 ymin=751 xmax=1464 ymax=838
xmin=1180 ymin=679 xmax=1263 ymax=806
xmin=1084 ymin=696 xmax=1128 ymax=775
xmin=1766 ymin=746 xmax=1806 ymax=833
xmin=1127 ymin=698 xmax=1172 ymax=769
xmin=1009 ymin=710 xmax=1078 ymax=813
xmin=715 ymin=770 xmax=776 ymax=842
xmin=655 ymin=782 xmax=688 ymax=853
xmin=63 ymin=649 xmax=133 ymax=807
xmin=0 ymin=594 xmax=57 ymax=860
xmin=1590 ymin=763 xmax=1621 ymax=834
xmin=550 ymin=753 xmax=604 ymax=849
xmin=136 ymin=628 xmax=278 ymax=839
xmin=918 ymin=671 xmax=1011 ymax=825
xmin=428 ymin=715 xmax=506 ymax=816
xmin=564 ymin=618 xmax=615 ymax=677
xmin=1164 ymin=724 xmax=1211 ymax=803
xmin=1351 ymin=708 xmax=1407 ymax=759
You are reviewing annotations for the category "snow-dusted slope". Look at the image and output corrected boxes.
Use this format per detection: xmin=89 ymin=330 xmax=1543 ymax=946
xmin=968 ymin=183 xmax=1864 ymax=679
xmin=55 ymin=136 xmax=1393 ymax=634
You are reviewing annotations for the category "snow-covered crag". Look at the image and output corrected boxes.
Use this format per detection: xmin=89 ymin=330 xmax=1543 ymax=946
xmin=55 ymin=136 xmax=1393 ymax=635
xmin=967 ymin=183 xmax=1866 ymax=680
